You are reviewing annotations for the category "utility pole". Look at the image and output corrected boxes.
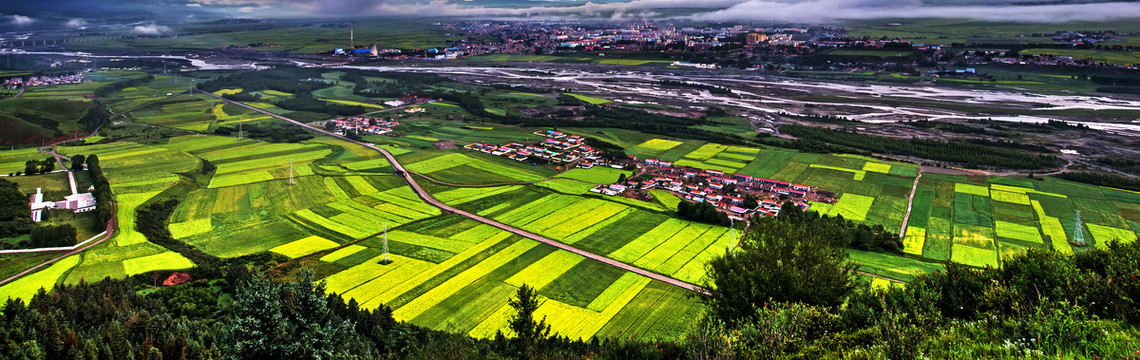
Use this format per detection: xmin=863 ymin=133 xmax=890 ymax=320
xmin=729 ymin=217 xmax=736 ymax=252
xmin=380 ymin=225 xmax=391 ymax=264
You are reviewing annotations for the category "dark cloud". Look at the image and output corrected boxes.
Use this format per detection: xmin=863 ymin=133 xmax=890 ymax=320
xmin=181 ymin=0 xmax=1140 ymax=23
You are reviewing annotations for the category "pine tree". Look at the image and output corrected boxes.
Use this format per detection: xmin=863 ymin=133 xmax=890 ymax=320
xmin=508 ymin=284 xmax=551 ymax=358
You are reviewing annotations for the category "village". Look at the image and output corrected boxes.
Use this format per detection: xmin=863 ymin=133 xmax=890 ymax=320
xmin=2 ymin=72 xmax=88 ymax=90
xmin=592 ymin=158 xmax=831 ymax=221
xmin=324 ymin=116 xmax=400 ymax=135
xmin=464 ymin=130 xmax=600 ymax=164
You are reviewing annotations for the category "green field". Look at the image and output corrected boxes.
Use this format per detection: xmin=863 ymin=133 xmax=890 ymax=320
xmin=318 ymin=216 xmax=703 ymax=340
xmin=908 ymin=174 xmax=1140 ymax=268
xmin=565 ymin=93 xmax=612 ymax=105
xmin=6 ymin=64 xmax=1140 ymax=346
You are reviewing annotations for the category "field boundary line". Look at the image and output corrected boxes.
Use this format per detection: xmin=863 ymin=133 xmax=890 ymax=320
xmin=200 ymin=89 xmax=706 ymax=293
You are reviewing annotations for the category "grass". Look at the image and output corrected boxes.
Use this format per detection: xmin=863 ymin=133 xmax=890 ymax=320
xmin=320 ymin=245 xmax=367 ymax=262
xmin=1087 ymin=223 xmax=1137 ymax=248
xmin=810 ymin=164 xmax=867 ymax=181
xmin=504 ymin=250 xmax=585 ymax=289
xmin=847 ymin=249 xmax=943 ymax=282
xmin=955 ymin=183 xmax=991 ymax=197
xmin=556 ymin=167 xmax=632 ymax=184
xmin=406 ymin=153 xmax=545 ymax=183
xmin=994 ymin=221 xmax=1044 ymax=244
xmin=122 ymin=252 xmax=195 ymax=276
xmin=435 ymin=185 xmax=524 ymax=205
xmin=0 ymin=255 xmax=80 ymax=301
xmin=903 ymin=227 xmax=927 ymax=256
xmin=169 ymin=218 xmax=212 ymax=239
xmin=392 ymin=240 xmax=540 ymax=321
xmin=630 ymin=138 xmax=683 ymax=157
xmin=684 ymin=143 xmax=730 ymax=161
xmin=609 ymin=219 xmax=689 ymax=263
xmin=827 ymin=194 xmax=876 ymax=222
xmin=563 ymin=208 xmax=639 ymax=245
xmin=951 ymin=244 xmax=1000 ymax=268
xmin=113 ymin=191 xmax=163 ymax=247
xmin=293 ymin=209 xmax=373 ymax=239
xmin=1023 ymin=48 xmax=1140 ymax=66
xmin=536 ymin=179 xmax=596 ymax=195
xmin=269 ymin=235 xmax=341 ymax=258
xmin=565 ymin=93 xmax=612 ymax=105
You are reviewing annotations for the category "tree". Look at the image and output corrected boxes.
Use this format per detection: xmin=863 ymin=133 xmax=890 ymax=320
xmin=223 ymin=269 xmax=370 ymax=359
xmin=38 ymin=157 xmax=55 ymax=174
xmin=617 ymin=173 xmax=627 ymax=183
xmin=507 ymin=284 xmax=551 ymax=358
xmin=701 ymin=213 xmax=860 ymax=325
xmin=70 ymin=155 xmax=85 ymax=171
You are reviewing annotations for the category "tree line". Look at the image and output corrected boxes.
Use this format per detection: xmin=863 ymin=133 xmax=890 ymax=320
xmin=1057 ymin=171 xmax=1140 ymax=192
xmin=85 ymin=154 xmax=114 ymax=226
xmin=677 ymin=201 xmax=731 ymax=226
xmin=11 ymin=157 xmax=55 ymax=176
xmin=780 ymin=124 xmax=1059 ymax=169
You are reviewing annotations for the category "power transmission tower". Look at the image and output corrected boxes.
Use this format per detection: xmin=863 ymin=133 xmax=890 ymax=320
xmin=729 ymin=217 xmax=736 ymax=252
xmin=238 ymin=116 xmax=243 ymax=140
xmin=288 ymin=159 xmax=294 ymax=185
xmin=380 ymin=225 xmax=391 ymax=265
xmin=1072 ymin=210 xmax=1086 ymax=246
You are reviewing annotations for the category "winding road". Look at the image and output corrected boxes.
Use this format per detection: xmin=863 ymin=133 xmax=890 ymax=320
xmin=199 ymin=89 xmax=707 ymax=292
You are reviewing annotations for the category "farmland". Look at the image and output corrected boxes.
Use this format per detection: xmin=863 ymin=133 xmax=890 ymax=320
xmin=903 ymin=174 xmax=1140 ymax=268
xmin=4 ymin=61 xmax=1140 ymax=348
xmin=319 ymin=215 xmax=704 ymax=340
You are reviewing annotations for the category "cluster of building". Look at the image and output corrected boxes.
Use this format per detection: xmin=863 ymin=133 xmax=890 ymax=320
xmin=2 ymin=72 xmax=87 ymax=90
xmin=464 ymin=130 xmax=598 ymax=163
xmin=384 ymin=95 xmax=436 ymax=108
xmin=592 ymin=158 xmax=822 ymax=218
xmin=29 ymin=187 xmax=96 ymax=222
xmin=426 ymin=21 xmax=816 ymax=59
xmin=325 ymin=116 xmax=399 ymax=135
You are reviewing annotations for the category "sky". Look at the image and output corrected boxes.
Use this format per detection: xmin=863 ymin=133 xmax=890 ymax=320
xmin=183 ymin=0 xmax=1140 ymax=22
xmin=2 ymin=0 xmax=1140 ymax=27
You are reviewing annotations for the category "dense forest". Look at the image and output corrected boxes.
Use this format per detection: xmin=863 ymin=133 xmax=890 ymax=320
xmin=0 ymin=178 xmax=34 ymax=240
xmin=780 ymin=124 xmax=1059 ymax=169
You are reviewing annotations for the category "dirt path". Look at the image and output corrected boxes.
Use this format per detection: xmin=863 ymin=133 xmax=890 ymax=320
xmin=202 ymin=90 xmax=706 ymax=293
xmin=898 ymin=169 xmax=924 ymax=239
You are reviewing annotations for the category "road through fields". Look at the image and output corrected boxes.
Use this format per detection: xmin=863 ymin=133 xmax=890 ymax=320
xmin=199 ymin=90 xmax=708 ymax=293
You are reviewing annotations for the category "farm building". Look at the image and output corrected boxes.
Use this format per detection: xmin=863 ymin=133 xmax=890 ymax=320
xmin=28 ymin=188 xmax=96 ymax=222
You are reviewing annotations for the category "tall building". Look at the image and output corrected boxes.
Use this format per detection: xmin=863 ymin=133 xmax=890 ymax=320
xmin=746 ymin=33 xmax=768 ymax=44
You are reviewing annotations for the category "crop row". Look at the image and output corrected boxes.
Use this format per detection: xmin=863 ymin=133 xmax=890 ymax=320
xmin=269 ymin=235 xmax=340 ymax=258
xmin=293 ymin=209 xmax=372 ymax=239
xmin=392 ymin=240 xmax=540 ymax=322
xmin=122 ymin=252 xmax=195 ymax=276
xmin=503 ymin=251 xmax=584 ymax=289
